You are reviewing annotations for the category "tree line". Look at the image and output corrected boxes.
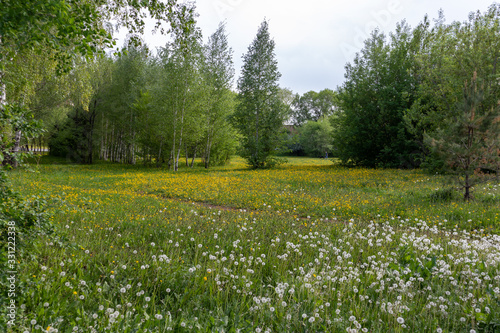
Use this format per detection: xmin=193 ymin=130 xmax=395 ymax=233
xmin=3 ymin=4 xmax=240 ymax=170
xmin=1 ymin=2 xmax=290 ymax=170
xmin=332 ymin=5 xmax=500 ymax=199
xmin=1 ymin=1 xmax=499 ymax=197
xmin=50 ymin=23 xmax=238 ymax=170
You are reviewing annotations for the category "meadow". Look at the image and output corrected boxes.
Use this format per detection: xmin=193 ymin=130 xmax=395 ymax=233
xmin=3 ymin=156 xmax=500 ymax=332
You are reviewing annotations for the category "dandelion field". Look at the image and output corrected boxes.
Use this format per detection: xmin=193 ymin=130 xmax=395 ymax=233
xmin=3 ymin=157 xmax=500 ymax=332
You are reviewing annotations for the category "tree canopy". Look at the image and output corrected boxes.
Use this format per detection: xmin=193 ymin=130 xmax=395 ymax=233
xmin=0 ymin=0 xmax=180 ymax=72
xmin=334 ymin=23 xmax=421 ymax=168
xmin=233 ymin=20 xmax=287 ymax=168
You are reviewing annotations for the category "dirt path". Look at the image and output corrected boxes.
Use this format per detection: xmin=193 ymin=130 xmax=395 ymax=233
xmin=138 ymin=190 xmax=329 ymax=222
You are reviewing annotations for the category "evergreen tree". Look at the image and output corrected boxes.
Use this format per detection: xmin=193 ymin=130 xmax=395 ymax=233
xmin=425 ymin=73 xmax=500 ymax=201
xmin=233 ymin=20 xmax=287 ymax=169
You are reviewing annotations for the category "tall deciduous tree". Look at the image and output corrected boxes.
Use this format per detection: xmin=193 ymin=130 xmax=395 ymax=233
xmin=233 ymin=20 xmax=287 ymax=168
xmin=101 ymin=43 xmax=148 ymax=164
xmin=0 ymin=0 xmax=181 ymax=167
xmin=335 ymin=23 xmax=421 ymax=168
xmin=406 ymin=5 xmax=500 ymax=174
xmin=299 ymin=119 xmax=333 ymax=158
xmin=1 ymin=48 xmax=61 ymax=166
xmin=164 ymin=3 xmax=202 ymax=171
xmin=202 ymin=23 xmax=236 ymax=168
xmin=48 ymin=55 xmax=113 ymax=163
xmin=292 ymin=91 xmax=318 ymax=126
xmin=292 ymin=89 xmax=337 ymax=126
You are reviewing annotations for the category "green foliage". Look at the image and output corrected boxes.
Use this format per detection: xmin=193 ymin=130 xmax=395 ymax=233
xmin=0 ymin=0 xmax=177 ymax=73
xmin=335 ymin=24 xmax=421 ymax=168
xmin=144 ymin=4 xmax=209 ymax=171
xmin=0 ymin=169 xmax=52 ymax=261
xmin=428 ymin=187 xmax=459 ymax=203
xmin=406 ymin=5 xmax=500 ymax=178
xmin=201 ymin=23 xmax=237 ymax=169
xmin=74 ymin=13 xmax=239 ymax=169
xmin=390 ymin=246 xmax=438 ymax=283
xmin=0 ymin=168 xmax=53 ymax=331
xmin=97 ymin=44 xmax=146 ymax=164
xmin=282 ymin=126 xmax=304 ymax=156
xmin=425 ymin=73 xmax=500 ymax=201
xmin=291 ymin=89 xmax=337 ymax=126
xmin=48 ymin=108 xmax=91 ymax=163
xmin=0 ymin=103 xmax=43 ymax=167
xmin=233 ymin=20 xmax=288 ymax=169
xmin=332 ymin=5 xmax=500 ymax=172
xmin=403 ymin=5 xmax=500 ymax=200
xmin=206 ymin=125 xmax=238 ymax=166
xmin=299 ymin=119 xmax=333 ymax=158
xmin=292 ymin=91 xmax=318 ymax=126
xmin=0 ymin=0 xmax=182 ymax=169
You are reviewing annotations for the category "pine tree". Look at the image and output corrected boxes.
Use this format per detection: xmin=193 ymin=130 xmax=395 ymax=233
xmin=425 ymin=72 xmax=500 ymax=201
xmin=233 ymin=20 xmax=287 ymax=168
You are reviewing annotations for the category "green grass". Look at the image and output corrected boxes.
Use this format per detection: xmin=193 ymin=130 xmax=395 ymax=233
xmin=2 ymin=156 xmax=500 ymax=332
xmin=14 ymin=156 xmax=500 ymax=232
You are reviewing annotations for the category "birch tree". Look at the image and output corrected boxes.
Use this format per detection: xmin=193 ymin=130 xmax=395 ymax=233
xmin=0 ymin=0 xmax=181 ymax=167
xmin=163 ymin=2 xmax=202 ymax=171
xmin=202 ymin=23 xmax=236 ymax=168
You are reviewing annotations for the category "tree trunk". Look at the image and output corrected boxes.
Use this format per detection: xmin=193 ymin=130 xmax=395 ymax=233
xmin=129 ymin=108 xmax=136 ymax=165
xmin=204 ymin=104 xmax=213 ymax=169
xmin=255 ymin=105 xmax=260 ymax=165
xmin=168 ymin=150 xmax=173 ymax=169
xmin=175 ymin=144 xmax=181 ymax=171
xmin=171 ymin=116 xmax=177 ymax=171
xmin=204 ymin=120 xmax=214 ymax=169
xmin=157 ymin=141 xmax=163 ymax=168
xmin=190 ymin=147 xmax=196 ymax=168
xmin=86 ymin=99 xmax=98 ymax=164
xmin=0 ymin=81 xmax=5 ymax=105
xmin=11 ymin=130 xmax=22 ymax=168
xmin=204 ymin=149 xmax=210 ymax=168
xmin=464 ymin=173 xmax=471 ymax=202
xmin=110 ymin=126 xmax=115 ymax=162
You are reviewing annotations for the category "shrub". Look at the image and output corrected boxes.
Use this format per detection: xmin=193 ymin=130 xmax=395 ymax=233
xmin=0 ymin=169 xmax=53 ymax=254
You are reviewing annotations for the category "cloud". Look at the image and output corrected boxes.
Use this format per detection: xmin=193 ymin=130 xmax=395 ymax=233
xmin=117 ymin=0 xmax=496 ymax=95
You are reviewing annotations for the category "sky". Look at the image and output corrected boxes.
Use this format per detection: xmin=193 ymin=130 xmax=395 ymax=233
xmin=116 ymin=0 xmax=497 ymax=95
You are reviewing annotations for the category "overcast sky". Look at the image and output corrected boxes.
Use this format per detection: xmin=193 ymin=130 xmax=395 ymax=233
xmin=117 ymin=0 xmax=497 ymax=95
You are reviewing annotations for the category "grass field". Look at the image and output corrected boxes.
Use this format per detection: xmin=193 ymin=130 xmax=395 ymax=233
xmin=3 ymin=156 xmax=500 ymax=332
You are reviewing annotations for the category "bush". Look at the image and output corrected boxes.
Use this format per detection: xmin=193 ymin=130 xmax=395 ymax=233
xmin=0 ymin=169 xmax=55 ymax=330
xmin=0 ymin=169 xmax=53 ymax=255
xmin=48 ymin=108 xmax=90 ymax=163
xmin=299 ymin=119 xmax=333 ymax=158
